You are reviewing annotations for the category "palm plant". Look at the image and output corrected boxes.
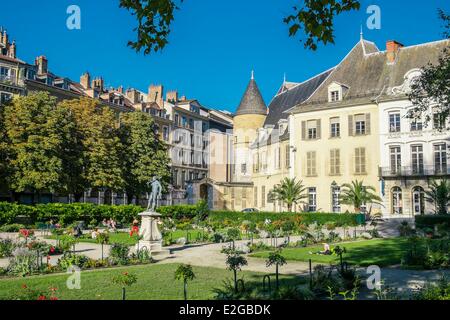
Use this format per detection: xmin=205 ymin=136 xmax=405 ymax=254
xmin=174 ymin=264 xmax=196 ymax=300
xmin=425 ymin=179 xmax=450 ymax=215
xmin=339 ymin=180 xmax=382 ymax=213
xmin=270 ymin=178 xmax=308 ymax=212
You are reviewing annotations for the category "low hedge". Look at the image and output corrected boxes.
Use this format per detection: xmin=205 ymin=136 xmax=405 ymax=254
xmin=156 ymin=204 xmax=199 ymax=220
xmin=209 ymin=211 xmax=359 ymax=226
xmin=415 ymin=215 xmax=450 ymax=229
xmin=0 ymin=202 xmax=142 ymax=226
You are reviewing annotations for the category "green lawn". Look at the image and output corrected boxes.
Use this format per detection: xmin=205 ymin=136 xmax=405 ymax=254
xmin=46 ymin=230 xmax=205 ymax=246
xmin=165 ymin=229 xmax=204 ymax=242
xmin=0 ymin=263 xmax=305 ymax=300
xmin=251 ymin=238 xmax=410 ymax=267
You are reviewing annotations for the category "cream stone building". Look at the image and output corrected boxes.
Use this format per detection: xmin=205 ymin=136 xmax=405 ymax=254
xmin=218 ymin=35 xmax=449 ymax=217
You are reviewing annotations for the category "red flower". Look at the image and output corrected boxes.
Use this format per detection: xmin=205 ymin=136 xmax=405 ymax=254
xmin=21 ymin=284 xmax=27 ymax=289
xmin=50 ymin=246 xmax=55 ymax=253
xmin=50 ymin=296 xmax=58 ymax=301
xmin=37 ymin=295 xmax=47 ymax=300
xmin=19 ymin=229 xmax=30 ymax=238
xmin=50 ymin=287 xmax=57 ymax=292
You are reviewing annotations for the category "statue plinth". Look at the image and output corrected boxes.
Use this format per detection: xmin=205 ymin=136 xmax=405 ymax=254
xmin=136 ymin=211 xmax=170 ymax=256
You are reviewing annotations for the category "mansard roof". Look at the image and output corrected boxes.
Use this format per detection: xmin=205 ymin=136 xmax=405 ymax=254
xmin=235 ymin=77 xmax=267 ymax=116
xmin=264 ymin=68 xmax=334 ymax=127
xmin=289 ymin=38 xmax=449 ymax=113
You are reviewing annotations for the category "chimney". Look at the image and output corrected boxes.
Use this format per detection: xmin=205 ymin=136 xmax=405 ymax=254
xmin=92 ymin=77 xmax=104 ymax=92
xmin=148 ymin=84 xmax=164 ymax=107
xmin=166 ymin=90 xmax=178 ymax=103
xmin=386 ymin=40 xmax=404 ymax=64
xmin=117 ymin=85 xmax=123 ymax=94
xmin=80 ymin=72 xmax=91 ymax=89
xmin=2 ymin=30 xmax=8 ymax=46
xmin=9 ymin=40 xmax=16 ymax=58
xmin=180 ymin=95 xmax=186 ymax=101
xmin=35 ymin=55 xmax=48 ymax=74
xmin=126 ymin=88 xmax=141 ymax=104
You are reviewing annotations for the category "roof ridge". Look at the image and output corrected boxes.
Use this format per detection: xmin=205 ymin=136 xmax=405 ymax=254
xmin=273 ymin=66 xmax=337 ymax=99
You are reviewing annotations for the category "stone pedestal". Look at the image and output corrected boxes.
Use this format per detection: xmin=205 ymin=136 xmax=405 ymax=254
xmin=136 ymin=211 xmax=169 ymax=256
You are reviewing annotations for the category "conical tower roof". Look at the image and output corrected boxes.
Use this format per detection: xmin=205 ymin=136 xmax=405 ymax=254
xmin=235 ymin=72 xmax=267 ymax=116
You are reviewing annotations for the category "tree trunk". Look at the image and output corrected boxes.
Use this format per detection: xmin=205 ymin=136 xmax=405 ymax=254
xmin=275 ymin=264 xmax=279 ymax=291
xmin=233 ymin=270 xmax=238 ymax=293
xmin=74 ymin=192 xmax=83 ymax=203
xmin=122 ymin=287 xmax=126 ymax=300
xmin=184 ymin=281 xmax=187 ymax=300
xmin=288 ymin=203 xmax=292 ymax=212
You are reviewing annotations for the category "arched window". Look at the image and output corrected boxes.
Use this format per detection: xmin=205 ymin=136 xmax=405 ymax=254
xmin=392 ymin=187 xmax=403 ymax=215
xmin=412 ymin=186 xmax=425 ymax=215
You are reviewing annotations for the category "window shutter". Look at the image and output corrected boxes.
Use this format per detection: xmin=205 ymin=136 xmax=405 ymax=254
xmin=348 ymin=115 xmax=354 ymax=136
xmin=366 ymin=113 xmax=371 ymax=135
xmin=316 ymin=119 xmax=321 ymax=139
xmin=301 ymin=121 xmax=306 ymax=140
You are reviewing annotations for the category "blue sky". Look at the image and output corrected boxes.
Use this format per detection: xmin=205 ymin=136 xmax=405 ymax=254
xmin=1 ymin=0 xmax=449 ymax=112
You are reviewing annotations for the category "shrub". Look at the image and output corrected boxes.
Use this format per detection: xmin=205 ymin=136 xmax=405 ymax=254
xmin=0 ymin=238 xmax=15 ymax=258
xmin=398 ymin=221 xmax=415 ymax=237
xmin=0 ymin=224 xmax=26 ymax=232
xmin=310 ymin=265 xmax=342 ymax=296
xmin=109 ymin=243 xmax=130 ymax=265
xmin=414 ymin=276 xmax=450 ymax=300
xmin=416 ymin=215 xmax=450 ymax=231
xmin=208 ymin=211 xmax=358 ymax=228
xmin=0 ymin=202 xmax=142 ymax=226
xmin=7 ymin=248 xmax=39 ymax=276
xmin=57 ymin=253 xmax=90 ymax=270
xmin=157 ymin=204 xmax=199 ymax=220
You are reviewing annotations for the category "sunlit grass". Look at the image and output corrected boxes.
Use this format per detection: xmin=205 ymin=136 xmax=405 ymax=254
xmin=0 ymin=263 xmax=305 ymax=300
xmin=250 ymin=238 xmax=410 ymax=267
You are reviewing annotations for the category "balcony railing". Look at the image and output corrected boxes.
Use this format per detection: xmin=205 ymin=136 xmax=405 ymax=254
xmin=379 ymin=165 xmax=450 ymax=178
xmin=0 ymin=75 xmax=17 ymax=86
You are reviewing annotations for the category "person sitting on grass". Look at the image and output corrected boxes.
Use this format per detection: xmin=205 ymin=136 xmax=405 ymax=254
xmin=91 ymin=228 xmax=99 ymax=239
xmin=309 ymin=243 xmax=331 ymax=255
xmin=109 ymin=219 xmax=117 ymax=231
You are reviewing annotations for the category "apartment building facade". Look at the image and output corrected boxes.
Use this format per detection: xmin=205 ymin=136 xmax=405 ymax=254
xmin=224 ymin=36 xmax=449 ymax=217
xmin=0 ymin=27 xmax=234 ymax=206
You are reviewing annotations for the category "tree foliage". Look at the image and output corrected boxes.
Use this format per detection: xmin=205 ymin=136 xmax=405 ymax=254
xmin=119 ymin=0 xmax=361 ymax=54
xmin=0 ymin=103 xmax=10 ymax=192
xmin=61 ymin=98 xmax=125 ymax=193
xmin=425 ymin=179 xmax=450 ymax=215
xmin=119 ymin=0 xmax=182 ymax=54
xmin=284 ymin=0 xmax=360 ymax=50
xmin=3 ymin=92 xmax=75 ymax=195
xmin=119 ymin=111 xmax=170 ymax=199
xmin=407 ymin=9 xmax=450 ymax=129
xmin=339 ymin=180 xmax=382 ymax=213
xmin=270 ymin=178 xmax=308 ymax=212
xmin=1 ymin=94 xmax=170 ymax=201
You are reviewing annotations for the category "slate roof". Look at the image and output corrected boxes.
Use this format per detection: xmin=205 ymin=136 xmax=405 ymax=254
xmin=235 ymin=78 xmax=267 ymax=116
xmin=289 ymin=38 xmax=450 ymax=113
xmin=264 ymin=68 xmax=334 ymax=127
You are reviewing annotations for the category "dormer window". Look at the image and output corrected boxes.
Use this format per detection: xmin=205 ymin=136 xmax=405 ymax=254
xmin=330 ymin=90 xmax=340 ymax=102
xmin=328 ymin=81 xmax=348 ymax=103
